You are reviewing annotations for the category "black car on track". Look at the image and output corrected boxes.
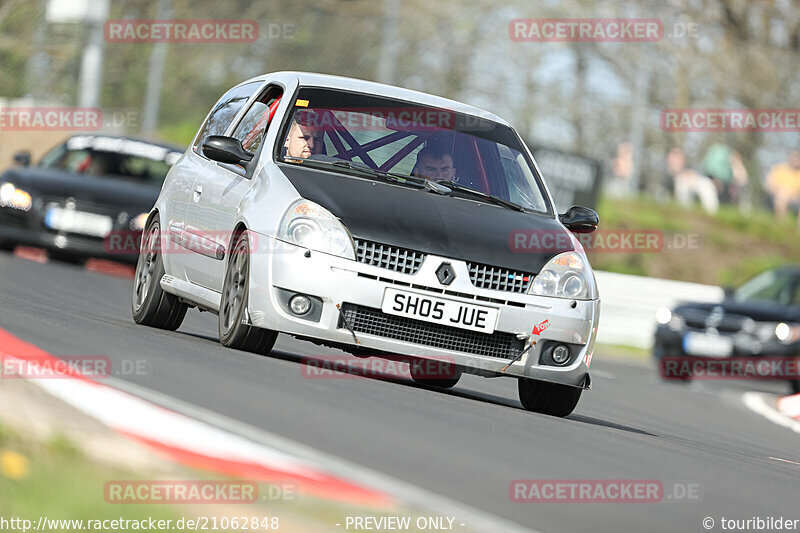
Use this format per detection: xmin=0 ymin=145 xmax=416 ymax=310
xmin=654 ymin=266 xmax=800 ymax=393
xmin=0 ymin=135 xmax=183 ymax=263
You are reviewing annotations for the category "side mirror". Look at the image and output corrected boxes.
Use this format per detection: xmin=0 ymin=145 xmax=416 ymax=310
xmin=559 ymin=205 xmax=599 ymax=233
xmin=13 ymin=151 xmax=31 ymax=167
xmin=202 ymin=136 xmax=254 ymax=165
xmin=722 ymin=285 xmax=736 ymax=300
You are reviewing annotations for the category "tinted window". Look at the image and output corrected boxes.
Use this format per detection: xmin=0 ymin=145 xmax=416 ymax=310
xmin=277 ymin=87 xmax=550 ymax=214
xmin=231 ymin=86 xmax=283 ymax=153
xmin=39 ymin=136 xmax=182 ymax=185
xmin=193 ymin=81 xmax=261 ymax=154
xmin=735 ymin=269 xmax=800 ymax=306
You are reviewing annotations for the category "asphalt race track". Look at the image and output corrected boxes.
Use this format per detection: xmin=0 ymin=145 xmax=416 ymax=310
xmin=1 ymin=249 xmax=798 ymax=533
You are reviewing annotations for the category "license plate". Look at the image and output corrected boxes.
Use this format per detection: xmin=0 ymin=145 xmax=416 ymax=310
xmin=381 ymin=287 xmax=498 ymax=333
xmin=45 ymin=207 xmax=112 ymax=237
xmin=682 ymin=331 xmax=734 ymax=358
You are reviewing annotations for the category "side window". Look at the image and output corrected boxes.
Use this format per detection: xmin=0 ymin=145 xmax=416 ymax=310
xmin=231 ymin=86 xmax=283 ymax=153
xmin=193 ymin=82 xmax=261 ymax=154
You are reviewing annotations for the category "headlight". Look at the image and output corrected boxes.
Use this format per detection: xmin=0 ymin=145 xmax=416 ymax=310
xmin=130 ymin=213 xmax=149 ymax=231
xmin=656 ymin=307 xmax=672 ymax=325
xmin=656 ymin=307 xmax=684 ymax=330
xmin=0 ymin=183 xmax=14 ymax=205
xmin=528 ymin=251 xmax=597 ymax=300
xmin=0 ymin=183 xmax=32 ymax=211
xmin=776 ymin=322 xmax=800 ymax=344
xmin=278 ymin=199 xmax=355 ymax=259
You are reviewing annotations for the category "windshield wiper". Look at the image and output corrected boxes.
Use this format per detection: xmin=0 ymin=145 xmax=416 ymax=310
xmin=284 ymin=157 xmax=451 ymax=194
xmin=434 ymin=180 xmax=526 ymax=212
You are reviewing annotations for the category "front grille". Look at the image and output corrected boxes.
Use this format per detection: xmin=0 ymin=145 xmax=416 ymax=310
xmin=338 ymin=303 xmax=525 ymax=360
xmin=354 ymin=239 xmax=426 ymax=275
xmin=682 ymin=308 xmax=749 ymax=333
xmin=467 ymin=262 xmax=534 ymax=293
xmin=40 ymin=197 xmax=120 ymax=217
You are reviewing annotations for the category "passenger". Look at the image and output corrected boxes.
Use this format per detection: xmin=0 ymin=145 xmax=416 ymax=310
xmin=414 ymin=145 xmax=456 ymax=181
xmin=310 ymin=131 xmax=326 ymax=155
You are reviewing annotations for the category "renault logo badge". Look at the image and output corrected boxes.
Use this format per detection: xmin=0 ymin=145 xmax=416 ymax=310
xmin=436 ymin=262 xmax=456 ymax=285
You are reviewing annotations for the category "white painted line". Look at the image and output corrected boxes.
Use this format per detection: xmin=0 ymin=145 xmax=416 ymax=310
xmin=776 ymin=394 xmax=800 ymax=419
xmin=769 ymin=457 xmax=800 ymax=466
xmin=24 ymin=371 xmax=537 ymax=533
xmin=742 ymin=392 xmax=800 ymax=434
xmin=101 ymin=376 xmax=539 ymax=533
xmin=32 ymin=376 xmax=319 ymax=478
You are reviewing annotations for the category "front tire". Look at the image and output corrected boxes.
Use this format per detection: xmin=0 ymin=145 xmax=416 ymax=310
xmin=131 ymin=217 xmax=187 ymax=330
xmin=218 ymin=231 xmax=277 ymax=354
xmin=518 ymin=378 xmax=582 ymax=417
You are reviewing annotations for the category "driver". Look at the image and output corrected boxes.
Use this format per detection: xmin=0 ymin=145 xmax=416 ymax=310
xmin=414 ymin=145 xmax=456 ymax=181
xmin=283 ymin=112 xmax=319 ymax=159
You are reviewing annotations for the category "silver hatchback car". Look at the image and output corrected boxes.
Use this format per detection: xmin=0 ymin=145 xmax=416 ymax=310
xmin=131 ymin=71 xmax=600 ymax=417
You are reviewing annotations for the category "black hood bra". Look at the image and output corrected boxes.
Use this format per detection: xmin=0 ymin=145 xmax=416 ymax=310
xmin=279 ymin=163 xmax=574 ymax=274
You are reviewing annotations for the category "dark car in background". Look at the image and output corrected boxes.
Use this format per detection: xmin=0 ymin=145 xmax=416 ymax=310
xmin=654 ymin=266 xmax=800 ymax=393
xmin=0 ymin=135 xmax=183 ymax=263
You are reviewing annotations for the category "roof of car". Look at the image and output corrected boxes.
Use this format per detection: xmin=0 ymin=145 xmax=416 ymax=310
xmin=65 ymin=134 xmax=184 ymax=153
xmin=244 ymin=71 xmax=510 ymax=127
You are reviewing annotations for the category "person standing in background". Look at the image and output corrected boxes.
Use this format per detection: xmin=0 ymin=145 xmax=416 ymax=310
xmin=764 ymin=150 xmax=800 ymax=223
xmin=666 ymin=148 xmax=719 ymax=214
xmin=702 ymin=143 xmax=749 ymax=206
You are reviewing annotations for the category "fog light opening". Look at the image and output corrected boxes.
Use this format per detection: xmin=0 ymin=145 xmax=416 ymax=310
xmin=289 ymin=294 xmax=312 ymax=315
xmin=552 ymin=344 xmax=571 ymax=366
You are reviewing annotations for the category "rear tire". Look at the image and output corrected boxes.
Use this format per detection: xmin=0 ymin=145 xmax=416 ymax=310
xmin=218 ymin=231 xmax=277 ymax=355
xmin=518 ymin=378 xmax=582 ymax=417
xmin=409 ymin=358 xmax=461 ymax=389
xmin=131 ymin=217 xmax=187 ymax=330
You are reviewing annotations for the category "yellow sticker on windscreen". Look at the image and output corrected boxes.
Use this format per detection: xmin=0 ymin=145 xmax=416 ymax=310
xmin=295 ymin=99 xmax=309 ymax=107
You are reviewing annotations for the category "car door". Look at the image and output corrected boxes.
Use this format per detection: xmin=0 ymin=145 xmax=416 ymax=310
xmin=183 ymin=83 xmax=284 ymax=292
xmin=166 ymin=81 xmax=262 ymax=282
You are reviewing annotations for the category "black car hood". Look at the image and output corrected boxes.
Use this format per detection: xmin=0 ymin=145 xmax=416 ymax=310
xmin=675 ymin=300 xmax=800 ymax=322
xmin=279 ymin=163 xmax=573 ymax=273
xmin=0 ymin=167 xmax=159 ymax=210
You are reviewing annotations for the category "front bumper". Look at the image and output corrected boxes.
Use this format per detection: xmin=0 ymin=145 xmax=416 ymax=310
xmin=248 ymin=235 xmax=599 ymax=388
xmin=0 ymin=224 xmax=139 ymax=263
xmin=654 ymin=325 xmax=800 ymax=358
xmin=0 ymin=209 xmax=139 ymax=263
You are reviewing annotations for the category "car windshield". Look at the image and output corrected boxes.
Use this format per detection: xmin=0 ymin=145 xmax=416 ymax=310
xmin=276 ymin=87 xmax=551 ymax=214
xmin=38 ymin=136 xmax=182 ymax=186
xmin=734 ymin=269 xmax=800 ymax=306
